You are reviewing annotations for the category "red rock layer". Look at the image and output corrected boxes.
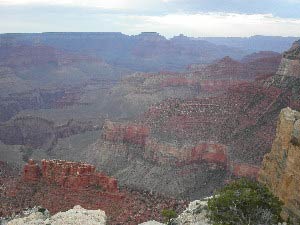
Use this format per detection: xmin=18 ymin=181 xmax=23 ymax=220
xmin=0 ymin=177 xmax=186 ymax=225
xmin=102 ymin=121 xmax=150 ymax=146
xmin=22 ymin=159 xmax=118 ymax=192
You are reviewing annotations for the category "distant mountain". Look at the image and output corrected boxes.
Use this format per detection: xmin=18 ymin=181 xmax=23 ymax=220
xmin=195 ymin=35 xmax=299 ymax=53
xmin=0 ymin=32 xmax=247 ymax=72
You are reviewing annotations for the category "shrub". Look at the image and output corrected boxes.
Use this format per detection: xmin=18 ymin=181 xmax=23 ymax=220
xmin=207 ymin=178 xmax=283 ymax=225
xmin=161 ymin=209 xmax=177 ymax=224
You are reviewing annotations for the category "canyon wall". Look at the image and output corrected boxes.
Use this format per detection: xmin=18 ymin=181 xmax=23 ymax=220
xmin=277 ymin=40 xmax=300 ymax=77
xmin=85 ymin=120 xmax=260 ymax=199
xmin=259 ymin=108 xmax=300 ymax=221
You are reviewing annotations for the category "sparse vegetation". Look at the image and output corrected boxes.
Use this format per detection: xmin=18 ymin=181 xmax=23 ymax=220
xmin=162 ymin=209 xmax=177 ymax=224
xmin=207 ymin=178 xmax=283 ymax=225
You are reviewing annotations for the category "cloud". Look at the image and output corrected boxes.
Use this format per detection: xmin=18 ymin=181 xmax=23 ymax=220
xmin=125 ymin=12 xmax=300 ymax=37
xmin=0 ymin=0 xmax=168 ymax=10
xmin=0 ymin=2 xmax=300 ymax=37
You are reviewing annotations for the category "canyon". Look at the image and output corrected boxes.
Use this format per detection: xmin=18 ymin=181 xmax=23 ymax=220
xmin=79 ymin=40 xmax=300 ymax=200
xmin=1 ymin=33 xmax=300 ymax=224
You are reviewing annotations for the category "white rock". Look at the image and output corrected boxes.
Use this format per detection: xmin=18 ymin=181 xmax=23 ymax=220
xmin=6 ymin=205 xmax=106 ymax=225
xmin=139 ymin=221 xmax=165 ymax=225
xmin=171 ymin=198 xmax=211 ymax=225
xmin=48 ymin=205 xmax=106 ymax=225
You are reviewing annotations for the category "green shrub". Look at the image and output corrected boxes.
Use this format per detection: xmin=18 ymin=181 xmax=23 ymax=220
xmin=207 ymin=178 xmax=283 ymax=225
xmin=161 ymin=209 xmax=177 ymax=224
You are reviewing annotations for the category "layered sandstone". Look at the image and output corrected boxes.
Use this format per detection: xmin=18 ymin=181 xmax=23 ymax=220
xmin=22 ymin=159 xmax=118 ymax=192
xmin=102 ymin=121 xmax=150 ymax=146
xmin=259 ymin=107 xmax=300 ymax=221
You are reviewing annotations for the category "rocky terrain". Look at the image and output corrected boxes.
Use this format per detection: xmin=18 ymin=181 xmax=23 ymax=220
xmin=0 ymin=160 xmax=187 ymax=225
xmin=80 ymin=40 xmax=300 ymax=200
xmin=4 ymin=205 xmax=107 ymax=225
xmin=105 ymin=52 xmax=281 ymax=119
xmin=1 ymin=34 xmax=300 ymax=224
xmin=259 ymin=108 xmax=300 ymax=222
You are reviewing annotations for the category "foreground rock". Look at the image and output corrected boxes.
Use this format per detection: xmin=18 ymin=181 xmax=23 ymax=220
xmin=171 ymin=199 xmax=210 ymax=225
xmin=5 ymin=205 xmax=106 ymax=225
xmin=139 ymin=221 xmax=164 ymax=225
xmin=259 ymin=107 xmax=300 ymax=222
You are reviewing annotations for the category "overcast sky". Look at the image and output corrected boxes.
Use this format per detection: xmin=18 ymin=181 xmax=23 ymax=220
xmin=0 ymin=0 xmax=300 ymax=37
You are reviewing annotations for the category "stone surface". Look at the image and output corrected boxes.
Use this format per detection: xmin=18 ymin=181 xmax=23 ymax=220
xmin=259 ymin=107 xmax=300 ymax=222
xmin=6 ymin=205 xmax=106 ymax=225
xmin=139 ymin=221 xmax=165 ymax=225
xmin=277 ymin=40 xmax=300 ymax=77
xmin=172 ymin=199 xmax=211 ymax=225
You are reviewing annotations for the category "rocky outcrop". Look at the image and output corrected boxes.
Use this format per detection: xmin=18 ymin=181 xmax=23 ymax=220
xmin=259 ymin=107 xmax=300 ymax=221
xmin=277 ymin=40 xmax=300 ymax=77
xmin=102 ymin=121 xmax=149 ymax=146
xmin=22 ymin=159 xmax=118 ymax=192
xmin=171 ymin=199 xmax=211 ymax=225
xmin=6 ymin=205 xmax=107 ymax=225
xmin=1 ymin=170 xmax=186 ymax=225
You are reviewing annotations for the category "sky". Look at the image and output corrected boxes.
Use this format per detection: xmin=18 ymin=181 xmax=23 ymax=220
xmin=0 ymin=0 xmax=300 ymax=37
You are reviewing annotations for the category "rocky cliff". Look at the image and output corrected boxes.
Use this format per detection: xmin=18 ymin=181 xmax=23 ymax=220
xmin=84 ymin=120 xmax=260 ymax=199
xmin=277 ymin=40 xmax=300 ymax=77
xmin=259 ymin=107 xmax=300 ymax=222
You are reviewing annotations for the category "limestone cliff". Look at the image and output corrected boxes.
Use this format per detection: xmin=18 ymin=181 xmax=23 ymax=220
xmin=259 ymin=107 xmax=300 ymax=221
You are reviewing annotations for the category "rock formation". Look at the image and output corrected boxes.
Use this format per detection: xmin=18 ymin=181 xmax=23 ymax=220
xmin=259 ymin=107 xmax=300 ymax=222
xmin=171 ymin=198 xmax=211 ymax=225
xmin=22 ymin=159 xmax=118 ymax=192
xmin=6 ymin=205 xmax=107 ymax=225
xmin=277 ymin=40 xmax=300 ymax=77
xmin=102 ymin=121 xmax=149 ymax=146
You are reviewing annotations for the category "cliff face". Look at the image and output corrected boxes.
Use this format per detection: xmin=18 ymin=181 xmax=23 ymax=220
xmin=259 ymin=107 xmax=300 ymax=221
xmin=277 ymin=41 xmax=300 ymax=77
xmin=84 ymin=120 xmax=259 ymax=199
